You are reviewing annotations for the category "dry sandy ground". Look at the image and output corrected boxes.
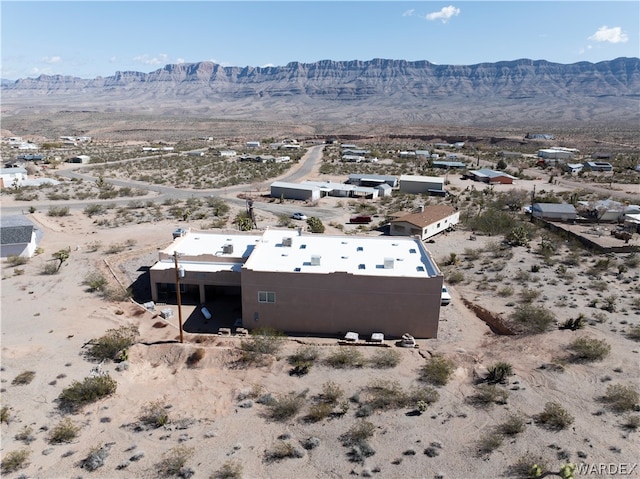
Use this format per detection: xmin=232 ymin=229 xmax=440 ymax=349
xmin=1 ymin=199 xmax=639 ymax=479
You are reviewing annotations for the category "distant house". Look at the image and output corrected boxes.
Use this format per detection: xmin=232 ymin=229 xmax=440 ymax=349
xmin=564 ymin=163 xmax=583 ymax=174
xmin=1 ymin=215 xmax=40 ymax=258
xmin=577 ymin=200 xmax=639 ymax=223
xmin=532 ymin=203 xmax=577 ymax=221
xmin=341 ymin=155 xmax=365 ymax=163
xmin=390 ymin=205 xmax=459 ymax=241
xmin=0 ymin=167 xmax=28 ymax=188
xmin=583 ymin=161 xmax=613 ymax=172
xmin=375 ymin=183 xmax=393 ymax=197
xmin=246 ymin=141 xmax=261 ymax=149
xmin=187 ymin=151 xmax=205 ymax=157
xmin=398 ymin=175 xmax=444 ymax=194
xmin=303 ymin=181 xmax=378 ymax=199
xmin=270 ymin=181 xmax=321 ymax=202
xmin=592 ymin=152 xmax=612 ymax=160
xmin=348 ymin=174 xmax=398 ymax=188
xmin=538 ymin=148 xmax=574 ymax=160
xmin=432 ymin=161 xmax=466 ymax=169
xmin=219 ymin=150 xmax=237 ymax=157
xmin=68 ymin=155 xmax=91 ymax=164
xmin=467 ymin=169 xmax=516 ymax=184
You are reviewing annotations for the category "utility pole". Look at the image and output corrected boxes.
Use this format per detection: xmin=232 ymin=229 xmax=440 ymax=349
xmin=173 ymin=251 xmax=184 ymax=344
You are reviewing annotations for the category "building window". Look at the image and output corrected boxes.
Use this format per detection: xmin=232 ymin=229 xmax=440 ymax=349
xmin=437 ymin=222 xmax=441 ymax=228
xmin=258 ymin=291 xmax=276 ymax=303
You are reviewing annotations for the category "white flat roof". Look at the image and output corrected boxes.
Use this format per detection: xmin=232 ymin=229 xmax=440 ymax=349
xmin=243 ymin=229 xmax=440 ymax=278
xmin=160 ymin=232 xmax=261 ymax=258
xmin=399 ymin=174 xmax=444 ymax=183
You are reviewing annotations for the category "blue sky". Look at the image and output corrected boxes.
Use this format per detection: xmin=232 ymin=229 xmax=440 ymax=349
xmin=2 ymin=1 xmax=638 ymax=79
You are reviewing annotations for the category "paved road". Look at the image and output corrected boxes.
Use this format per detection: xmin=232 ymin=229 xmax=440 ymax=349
xmin=2 ymin=145 xmax=340 ymax=220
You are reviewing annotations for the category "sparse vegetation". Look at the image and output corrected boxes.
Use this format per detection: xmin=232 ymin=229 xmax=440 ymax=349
xmin=157 ymin=445 xmax=194 ymax=477
xmin=600 ymin=384 xmax=639 ymax=413
xmin=535 ymin=401 xmax=574 ymax=430
xmin=324 ymin=347 xmax=365 ymax=369
xmin=186 ymin=348 xmax=206 ymax=367
xmin=567 ymin=336 xmax=611 ymax=362
xmin=48 ymin=417 xmax=80 ymax=443
xmin=11 ymin=370 xmax=35 ymax=386
xmin=139 ymin=400 xmax=170 ymax=428
xmin=238 ymin=327 xmax=284 ymax=366
xmin=468 ymin=384 xmax=509 ymax=407
xmin=510 ymin=304 xmax=555 ymax=334
xmin=368 ymin=349 xmax=401 ymax=368
xmin=0 ymin=406 xmax=10 ymax=424
xmin=486 ymin=362 xmax=514 ymax=384
xmin=419 ymin=356 xmax=455 ymax=386
xmin=264 ymin=391 xmax=306 ymax=422
xmin=264 ymin=441 xmax=304 ymax=463
xmin=213 ymin=460 xmax=243 ymax=479
xmin=57 ymin=374 xmax=117 ymax=411
xmin=86 ymin=324 xmax=139 ymax=362
xmin=1 ymin=449 xmax=30 ymax=474
xmin=287 ymin=346 xmax=320 ymax=376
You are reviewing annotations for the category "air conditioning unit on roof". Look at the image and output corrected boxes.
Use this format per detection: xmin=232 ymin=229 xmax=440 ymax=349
xmin=282 ymin=237 xmax=292 ymax=247
xmin=222 ymin=243 xmax=234 ymax=254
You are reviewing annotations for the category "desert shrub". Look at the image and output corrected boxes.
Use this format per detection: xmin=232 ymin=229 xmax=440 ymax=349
xmin=324 ymin=347 xmax=365 ymax=369
xmin=238 ymin=327 xmax=284 ymax=366
xmin=358 ymin=380 xmax=407 ymax=412
xmin=86 ymin=324 xmax=139 ymax=362
xmin=139 ymin=400 xmax=170 ymax=428
xmin=626 ymin=325 xmax=640 ymax=342
xmin=600 ymin=384 xmax=639 ymax=413
xmin=265 ymin=392 xmax=305 ymax=422
xmin=0 ymin=406 xmax=10 ymax=424
xmin=486 ymin=362 xmax=514 ymax=384
xmin=186 ymin=348 xmax=206 ymax=367
xmin=48 ymin=417 xmax=80 ymax=443
xmin=519 ymin=288 xmax=541 ymax=303
xmin=498 ymin=414 xmax=526 ymax=435
xmin=567 ymin=337 xmax=610 ymax=362
xmin=368 ymin=349 xmax=401 ymax=369
xmin=407 ymin=385 xmax=440 ymax=406
xmin=447 ymin=270 xmax=464 ymax=284
xmin=342 ymin=420 xmax=375 ymax=446
xmin=510 ymin=304 xmax=555 ymax=334
xmin=11 ymin=370 xmax=35 ymax=386
xmin=1 ymin=449 xmax=30 ymax=474
xmin=509 ymin=454 xmax=549 ymax=479
xmin=475 ymin=432 xmax=503 ymax=456
xmin=419 ymin=356 xmax=455 ymax=386
xmin=287 ymin=346 xmax=320 ymax=376
xmin=498 ymin=286 xmax=514 ymax=297
xmin=42 ymin=261 xmax=60 ymax=275
xmin=157 ymin=445 xmax=194 ymax=477
xmin=559 ymin=314 xmax=586 ymax=331
xmin=58 ymin=374 xmax=117 ymax=411
xmin=47 ymin=206 xmax=69 ymax=217
xmin=6 ymin=255 xmax=28 ymax=266
xmin=535 ymin=402 xmax=574 ymax=430
xmin=264 ymin=441 xmax=304 ymax=463
xmin=468 ymin=384 xmax=509 ymax=407
xmin=318 ymin=381 xmax=344 ymax=405
xmin=213 ymin=460 xmax=243 ymax=479
xmin=82 ymin=271 xmax=108 ymax=293
xmin=622 ymin=415 xmax=640 ymax=430
xmin=15 ymin=426 xmax=35 ymax=444
xmin=306 ymin=216 xmax=325 ymax=233
xmin=306 ymin=402 xmax=334 ymax=422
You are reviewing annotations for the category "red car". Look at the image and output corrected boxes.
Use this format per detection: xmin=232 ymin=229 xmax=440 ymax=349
xmin=350 ymin=215 xmax=373 ymax=224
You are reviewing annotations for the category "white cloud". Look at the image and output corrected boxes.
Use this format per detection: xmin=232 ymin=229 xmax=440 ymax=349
xmin=42 ymin=56 xmax=62 ymax=64
xmin=402 ymin=9 xmax=415 ymax=17
xmin=133 ymin=53 xmax=169 ymax=66
xmin=176 ymin=58 xmax=185 ymax=64
xmin=425 ymin=5 xmax=460 ymax=23
xmin=588 ymin=26 xmax=628 ymax=44
xmin=109 ymin=56 xmax=118 ymax=63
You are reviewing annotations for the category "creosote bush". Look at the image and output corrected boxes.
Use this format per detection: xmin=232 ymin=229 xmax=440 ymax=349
xmin=157 ymin=445 xmax=194 ymax=477
xmin=238 ymin=328 xmax=284 ymax=366
xmin=625 ymin=325 xmax=640 ymax=342
xmin=139 ymin=400 xmax=170 ymax=428
xmin=368 ymin=349 xmax=401 ymax=369
xmin=1 ymin=449 xmax=30 ymax=474
xmin=535 ymin=402 xmax=574 ymax=430
xmin=265 ymin=391 xmax=306 ymax=422
xmin=600 ymin=384 xmax=639 ymax=413
xmin=11 ymin=370 xmax=36 ymax=386
xmin=58 ymin=375 xmax=117 ymax=412
xmin=48 ymin=417 xmax=80 ymax=444
xmin=287 ymin=346 xmax=320 ymax=376
xmin=419 ymin=356 xmax=455 ymax=386
xmin=87 ymin=324 xmax=139 ymax=362
xmin=567 ymin=337 xmax=611 ymax=362
xmin=510 ymin=304 xmax=555 ymax=334
xmin=213 ymin=460 xmax=243 ymax=479
xmin=468 ymin=384 xmax=509 ymax=408
xmin=1 ymin=406 xmax=10 ymax=424
xmin=498 ymin=414 xmax=526 ymax=435
xmin=324 ymin=347 xmax=365 ymax=369
xmin=264 ymin=441 xmax=304 ymax=463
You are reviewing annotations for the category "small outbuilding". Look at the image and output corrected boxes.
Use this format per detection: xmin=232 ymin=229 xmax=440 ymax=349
xmin=1 ymin=215 xmax=40 ymax=258
xmin=68 ymin=155 xmax=91 ymax=164
xmin=270 ymin=181 xmax=321 ymax=202
xmin=0 ymin=167 xmax=28 ymax=188
xmin=347 ymin=174 xmax=398 ymax=188
xmin=583 ymin=161 xmax=613 ymax=172
xmin=532 ymin=203 xmax=577 ymax=221
xmin=390 ymin=205 xmax=459 ymax=241
xmin=467 ymin=169 xmax=517 ymax=184
xmin=398 ymin=175 xmax=444 ymax=194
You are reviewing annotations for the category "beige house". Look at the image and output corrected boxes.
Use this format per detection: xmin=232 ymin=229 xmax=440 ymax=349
xmin=149 ymin=228 xmax=444 ymax=338
xmin=390 ymin=205 xmax=459 ymax=241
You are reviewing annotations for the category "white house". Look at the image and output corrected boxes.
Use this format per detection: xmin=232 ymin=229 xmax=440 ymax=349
xmin=0 ymin=167 xmax=28 ymax=188
xmin=246 ymin=141 xmax=261 ymax=149
xmin=270 ymin=181 xmax=321 ymax=202
xmin=532 ymin=203 xmax=577 ymax=221
xmin=1 ymin=215 xmax=40 ymax=258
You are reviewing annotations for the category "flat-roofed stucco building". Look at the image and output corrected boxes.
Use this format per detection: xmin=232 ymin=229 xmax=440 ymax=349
xmin=149 ymin=229 xmax=444 ymax=338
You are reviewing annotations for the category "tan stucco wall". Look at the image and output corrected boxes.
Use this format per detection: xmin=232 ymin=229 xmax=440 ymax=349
xmin=240 ymin=269 xmax=442 ymax=339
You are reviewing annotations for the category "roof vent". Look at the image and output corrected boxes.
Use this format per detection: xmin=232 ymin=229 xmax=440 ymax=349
xmin=282 ymin=237 xmax=292 ymax=247
xmin=222 ymin=243 xmax=234 ymax=254
xmin=383 ymin=257 xmax=394 ymax=269
xmin=310 ymin=254 xmax=321 ymax=266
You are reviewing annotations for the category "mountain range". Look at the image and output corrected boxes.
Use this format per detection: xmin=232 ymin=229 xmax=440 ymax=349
xmin=2 ymin=58 xmax=639 ymax=127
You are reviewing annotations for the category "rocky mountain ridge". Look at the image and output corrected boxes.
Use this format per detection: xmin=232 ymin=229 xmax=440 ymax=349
xmin=3 ymin=58 xmax=639 ymax=127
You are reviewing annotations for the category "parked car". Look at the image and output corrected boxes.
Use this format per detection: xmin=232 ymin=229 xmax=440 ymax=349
xmin=349 ymin=215 xmax=372 ymax=224
xmin=292 ymin=212 xmax=307 ymax=220
xmin=441 ymin=286 xmax=452 ymax=306
xmin=173 ymin=227 xmax=189 ymax=239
